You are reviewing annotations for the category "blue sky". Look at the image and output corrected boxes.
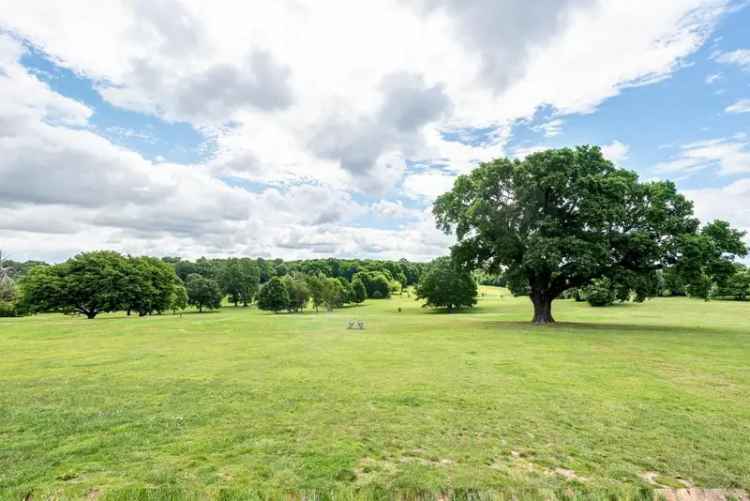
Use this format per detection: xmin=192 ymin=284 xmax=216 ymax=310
xmin=0 ymin=1 xmax=749 ymax=261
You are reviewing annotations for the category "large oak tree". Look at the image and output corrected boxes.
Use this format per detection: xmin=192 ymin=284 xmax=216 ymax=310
xmin=433 ymin=146 xmax=746 ymax=324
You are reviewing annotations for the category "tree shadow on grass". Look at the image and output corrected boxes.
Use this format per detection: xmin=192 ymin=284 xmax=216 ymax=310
xmin=421 ymin=307 xmax=478 ymax=315
xmin=477 ymin=320 xmax=741 ymax=337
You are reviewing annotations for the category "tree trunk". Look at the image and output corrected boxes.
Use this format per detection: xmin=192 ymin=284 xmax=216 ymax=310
xmin=85 ymin=310 xmax=97 ymax=319
xmin=530 ymin=291 xmax=555 ymax=324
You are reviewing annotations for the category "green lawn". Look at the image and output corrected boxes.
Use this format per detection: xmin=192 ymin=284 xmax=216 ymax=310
xmin=1 ymin=289 xmax=749 ymax=500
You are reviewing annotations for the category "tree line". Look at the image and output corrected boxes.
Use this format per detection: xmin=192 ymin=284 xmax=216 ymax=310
xmin=0 ymin=252 xmax=430 ymax=318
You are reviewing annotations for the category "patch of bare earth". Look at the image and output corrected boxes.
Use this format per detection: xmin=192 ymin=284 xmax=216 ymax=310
xmin=640 ymin=471 xmax=748 ymax=500
xmin=490 ymin=450 xmax=586 ymax=482
xmin=655 ymin=488 xmax=750 ymax=501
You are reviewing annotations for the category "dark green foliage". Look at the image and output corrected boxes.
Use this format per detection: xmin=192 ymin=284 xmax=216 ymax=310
xmin=321 ymin=277 xmax=347 ymax=311
xmin=353 ymin=271 xmax=391 ymax=299
xmin=123 ymin=256 xmax=182 ymax=316
xmin=170 ymin=283 xmax=189 ymax=313
xmin=220 ymin=258 xmax=260 ymax=307
xmin=305 ymin=274 xmax=326 ymax=312
xmin=716 ymin=265 xmax=750 ymax=301
xmin=185 ymin=274 xmax=223 ymax=313
xmin=336 ymin=277 xmax=353 ymax=304
xmin=21 ymin=251 xmax=129 ymax=319
xmin=282 ymin=275 xmax=310 ymax=312
xmin=660 ymin=267 xmax=687 ymax=296
xmin=586 ymin=278 xmax=616 ymax=307
xmin=475 ymin=271 xmax=507 ymax=287
xmin=672 ymin=220 xmax=747 ymax=300
xmin=257 ymin=277 xmax=289 ymax=313
xmin=350 ymin=278 xmax=367 ymax=304
xmin=415 ymin=256 xmax=477 ymax=311
xmin=20 ymin=252 xmax=185 ymax=318
xmin=433 ymin=146 xmax=747 ymax=323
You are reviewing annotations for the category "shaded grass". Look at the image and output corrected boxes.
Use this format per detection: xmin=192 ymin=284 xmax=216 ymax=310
xmin=1 ymin=289 xmax=749 ymax=499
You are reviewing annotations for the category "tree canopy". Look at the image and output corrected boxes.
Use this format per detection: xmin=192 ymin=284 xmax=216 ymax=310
xmin=415 ymin=256 xmax=477 ymax=311
xmin=185 ymin=274 xmax=223 ymax=313
xmin=257 ymin=277 xmax=290 ymax=313
xmin=433 ymin=146 xmax=747 ymax=323
xmin=220 ymin=258 xmax=260 ymax=307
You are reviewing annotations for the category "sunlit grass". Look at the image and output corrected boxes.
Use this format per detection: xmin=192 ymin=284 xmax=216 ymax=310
xmin=1 ymin=288 xmax=748 ymax=499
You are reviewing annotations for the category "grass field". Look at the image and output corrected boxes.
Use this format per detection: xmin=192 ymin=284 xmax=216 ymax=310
xmin=1 ymin=288 xmax=749 ymax=500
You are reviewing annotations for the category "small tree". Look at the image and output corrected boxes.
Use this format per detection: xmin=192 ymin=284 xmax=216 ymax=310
xmin=351 ymin=278 xmax=367 ymax=304
xmin=185 ymin=273 xmax=223 ymax=313
xmin=321 ymin=277 xmax=347 ymax=311
xmin=353 ymin=271 xmax=391 ymax=299
xmin=170 ymin=282 xmax=189 ymax=314
xmin=415 ymin=256 xmax=477 ymax=312
xmin=220 ymin=258 xmax=260 ymax=307
xmin=337 ymin=277 xmax=353 ymax=304
xmin=257 ymin=277 xmax=289 ymax=313
xmin=283 ymin=274 xmax=310 ymax=313
xmin=717 ymin=265 xmax=750 ymax=301
xmin=123 ymin=256 xmax=181 ymax=316
xmin=673 ymin=220 xmax=747 ymax=301
xmin=306 ymin=274 xmax=326 ymax=312
xmin=0 ymin=255 xmax=18 ymax=315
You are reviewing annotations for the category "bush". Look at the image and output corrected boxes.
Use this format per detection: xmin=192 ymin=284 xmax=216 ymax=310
xmin=257 ymin=277 xmax=289 ymax=313
xmin=352 ymin=271 xmax=391 ymax=299
xmin=415 ymin=257 xmax=477 ymax=312
xmin=0 ymin=301 xmax=18 ymax=317
xmin=586 ymin=279 xmax=616 ymax=307
xmin=351 ymin=279 xmax=367 ymax=303
xmin=282 ymin=275 xmax=310 ymax=312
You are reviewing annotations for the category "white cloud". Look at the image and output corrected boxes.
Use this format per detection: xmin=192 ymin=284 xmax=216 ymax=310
xmin=402 ymin=171 xmax=457 ymax=200
xmin=371 ymin=200 xmax=422 ymax=220
xmin=0 ymin=1 xmax=740 ymax=261
xmin=511 ymin=145 xmax=549 ymax=159
xmin=654 ymin=137 xmax=750 ymax=176
xmin=684 ymin=178 xmax=750 ymax=249
xmin=705 ymin=72 xmax=722 ymax=84
xmin=726 ymin=99 xmax=750 ymax=114
xmin=533 ymin=118 xmax=564 ymax=137
xmin=601 ymin=140 xmax=630 ymax=162
xmin=714 ymin=48 xmax=750 ymax=70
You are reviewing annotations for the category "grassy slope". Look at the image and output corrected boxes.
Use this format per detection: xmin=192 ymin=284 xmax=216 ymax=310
xmin=1 ymin=288 xmax=749 ymax=499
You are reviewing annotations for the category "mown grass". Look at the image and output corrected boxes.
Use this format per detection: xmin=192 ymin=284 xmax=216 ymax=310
xmin=1 ymin=288 xmax=749 ymax=500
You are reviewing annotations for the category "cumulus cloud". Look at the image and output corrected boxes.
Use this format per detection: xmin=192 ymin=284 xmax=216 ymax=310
xmin=0 ymin=1 xmax=742 ymax=261
xmin=98 ymin=50 xmax=294 ymax=123
xmin=410 ymin=0 xmax=594 ymax=92
xmin=402 ymin=171 xmax=457 ymax=200
xmin=601 ymin=140 xmax=630 ymax=163
xmin=308 ymin=72 xmax=451 ymax=193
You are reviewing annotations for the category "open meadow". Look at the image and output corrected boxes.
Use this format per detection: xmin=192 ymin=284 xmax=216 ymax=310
xmin=1 ymin=288 xmax=749 ymax=500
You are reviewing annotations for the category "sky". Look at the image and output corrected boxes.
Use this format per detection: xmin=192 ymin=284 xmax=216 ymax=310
xmin=0 ymin=0 xmax=749 ymax=263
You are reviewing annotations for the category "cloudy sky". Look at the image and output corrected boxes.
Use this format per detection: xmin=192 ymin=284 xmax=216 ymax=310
xmin=1 ymin=1 xmax=749 ymax=262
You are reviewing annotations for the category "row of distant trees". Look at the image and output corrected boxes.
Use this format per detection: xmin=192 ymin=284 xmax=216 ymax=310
xmin=0 ymin=251 xmax=433 ymax=318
